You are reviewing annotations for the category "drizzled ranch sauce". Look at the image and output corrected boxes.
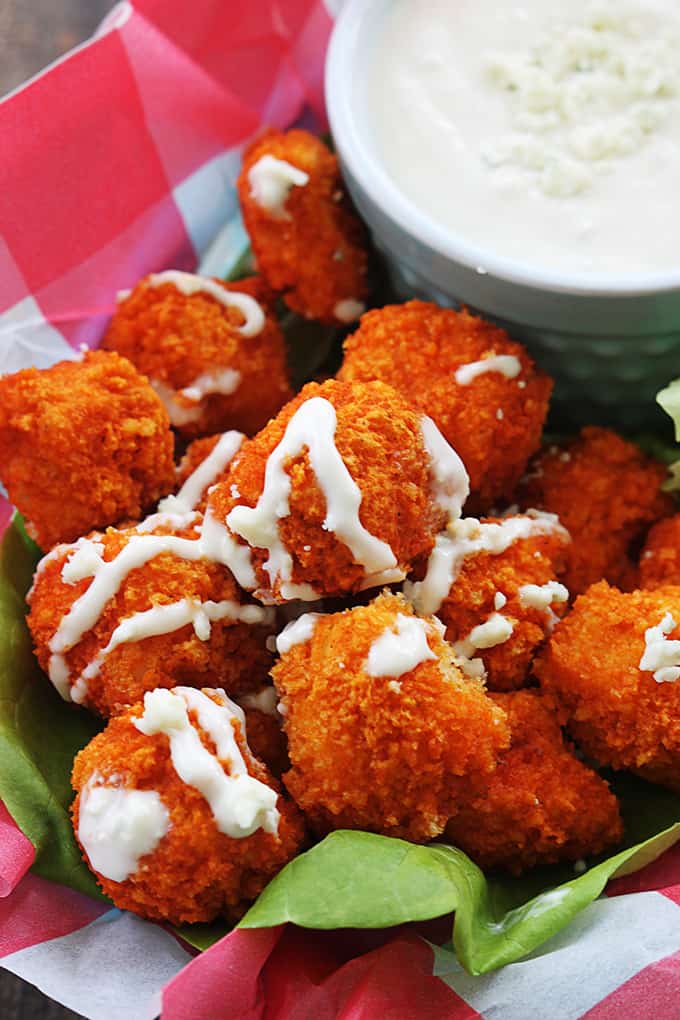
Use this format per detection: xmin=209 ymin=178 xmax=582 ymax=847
xmin=367 ymin=0 xmax=680 ymax=274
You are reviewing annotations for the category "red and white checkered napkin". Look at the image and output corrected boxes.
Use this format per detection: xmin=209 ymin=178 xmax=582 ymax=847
xmin=1 ymin=1 xmax=679 ymax=1016
xmin=0 ymin=0 xmax=332 ymax=514
xmin=1 ymin=822 xmax=679 ymax=1020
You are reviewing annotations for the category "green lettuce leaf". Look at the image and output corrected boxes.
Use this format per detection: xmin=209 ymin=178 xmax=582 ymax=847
xmin=241 ymin=809 xmax=680 ymax=975
xmin=0 ymin=517 xmax=105 ymax=900
xmin=2 ymin=516 xmax=679 ymax=969
xmin=657 ymin=378 xmax=680 ymax=441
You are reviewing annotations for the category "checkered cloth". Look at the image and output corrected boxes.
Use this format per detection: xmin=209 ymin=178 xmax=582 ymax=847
xmin=0 ymin=2 xmax=679 ymax=1016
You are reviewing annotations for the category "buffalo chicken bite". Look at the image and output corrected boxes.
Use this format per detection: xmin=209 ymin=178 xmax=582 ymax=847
xmin=272 ymin=592 xmax=510 ymax=842
xmin=445 ymin=690 xmax=623 ymax=873
xmin=405 ymin=513 xmax=570 ymax=690
xmin=517 ymin=427 xmax=673 ymax=596
xmin=103 ymin=272 xmax=292 ymax=439
xmin=72 ymin=686 xmax=304 ymax=924
xmin=0 ymin=350 xmax=174 ymax=550
xmin=205 ymin=379 xmax=470 ymax=603
xmin=535 ymin=581 xmax=680 ymax=792
xmin=238 ymin=129 xmax=369 ymax=324
xmin=339 ymin=302 xmax=552 ymax=512
xmin=28 ymin=514 xmax=274 ymax=717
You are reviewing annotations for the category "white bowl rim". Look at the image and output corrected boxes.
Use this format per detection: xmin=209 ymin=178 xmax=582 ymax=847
xmin=326 ymin=0 xmax=680 ymax=300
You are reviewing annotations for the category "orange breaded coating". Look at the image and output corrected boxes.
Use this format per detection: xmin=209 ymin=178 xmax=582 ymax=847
xmin=206 ymin=379 xmax=467 ymax=602
xmin=72 ymin=687 xmax=304 ymax=924
xmin=412 ymin=515 xmax=570 ymax=691
xmin=445 ymin=690 xmax=623 ymax=874
xmin=272 ymin=593 xmax=510 ymax=842
xmin=237 ymin=129 xmax=369 ymax=324
xmin=103 ymin=273 xmax=292 ymax=439
xmin=517 ymin=428 xmax=673 ymax=596
xmin=640 ymin=515 xmax=680 ymax=589
xmin=534 ymin=581 xmax=680 ymax=792
xmin=0 ymin=351 xmax=174 ymax=551
xmin=28 ymin=515 xmax=274 ymax=717
xmin=338 ymin=302 xmax=552 ymax=512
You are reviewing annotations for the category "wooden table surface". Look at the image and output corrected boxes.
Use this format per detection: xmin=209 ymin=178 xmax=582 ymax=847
xmin=0 ymin=7 xmax=118 ymax=1017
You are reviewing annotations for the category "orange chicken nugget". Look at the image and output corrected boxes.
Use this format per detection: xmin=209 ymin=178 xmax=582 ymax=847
xmin=238 ymin=129 xmax=369 ymax=324
xmin=0 ymin=350 xmax=174 ymax=550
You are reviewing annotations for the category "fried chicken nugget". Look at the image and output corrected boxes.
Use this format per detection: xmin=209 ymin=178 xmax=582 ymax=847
xmin=445 ymin=690 xmax=623 ymax=874
xmin=640 ymin=515 xmax=680 ymax=589
xmin=0 ymin=350 xmax=174 ymax=550
xmin=338 ymin=302 xmax=552 ymax=512
xmin=405 ymin=514 xmax=570 ymax=690
xmin=272 ymin=592 xmax=510 ymax=842
xmin=103 ymin=272 xmax=292 ymax=439
xmin=517 ymin=428 xmax=673 ymax=596
xmin=534 ymin=581 xmax=680 ymax=791
xmin=28 ymin=515 xmax=275 ymax=717
xmin=238 ymin=129 xmax=369 ymax=324
xmin=72 ymin=687 xmax=304 ymax=924
xmin=205 ymin=379 xmax=470 ymax=603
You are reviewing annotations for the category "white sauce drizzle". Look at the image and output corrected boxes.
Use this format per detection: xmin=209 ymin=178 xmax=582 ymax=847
xmin=146 ymin=271 xmax=265 ymax=338
xmin=639 ymin=612 xmax=680 ymax=684
xmin=151 ymin=379 xmax=203 ymax=427
xmin=133 ymin=511 xmax=200 ymax=534
xmin=201 ymin=507 xmax=257 ymax=590
xmin=238 ymin=687 xmax=279 ymax=716
xmin=180 ymin=369 xmax=242 ymax=404
xmin=404 ymin=512 xmax=568 ymax=616
xmin=275 ymin=613 xmax=322 ymax=655
xmin=78 ymin=772 xmax=170 ymax=883
xmin=133 ymin=688 xmax=280 ymax=838
xmin=420 ymin=415 xmax=470 ymax=523
xmin=455 ymin=355 xmax=522 ymax=386
xmin=48 ymin=532 xmax=209 ymax=701
xmin=160 ymin=432 xmax=245 ymax=515
xmin=226 ymin=396 xmax=397 ymax=597
xmin=364 ymin=613 xmax=438 ymax=678
xmin=248 ymin=155 xmax=310 ymax=220
xmin=50 ymin=534 xmax=206 ymax=658
xmin=61 ymin=539 xmax=106 ymax=584
xmin=80 ymin=598 xmax=273 ymax=690
xmin=334 ymin=299 xmax=366 ymax=323
xmin=357 ymin=567 xmax=407 ymax=591
xmin=453 ymin=612 xmax=514 ymax=679
xmin=518 ymin=580 xmax=569 ymax=611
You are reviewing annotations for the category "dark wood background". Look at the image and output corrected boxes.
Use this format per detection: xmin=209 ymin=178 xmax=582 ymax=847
xmin=0 ymin=6 xmax=118 ymax=1017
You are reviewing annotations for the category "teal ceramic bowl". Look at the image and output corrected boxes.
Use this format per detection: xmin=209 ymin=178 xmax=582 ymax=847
xmin=325 ymin=0 xmax=680 ymax=430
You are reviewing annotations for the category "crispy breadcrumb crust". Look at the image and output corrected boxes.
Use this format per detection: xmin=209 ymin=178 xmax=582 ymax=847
xmin=639 ymin=515 xmax=680 ymax=589
xmin=207 ymin=379 xmax=450 ymax=601
xmin=534 ymin=581 xmax=680 ymax=791
xmin=445 ymin=690 xmax=623 ymax=873
xmin=0 ymin=351 xmax=174 ymax=550
xmin=237 ymin=129 xmax=369 ymax=323
xmin=272 ymin=592 xmax=510 ymax=842
xmin=28 ymin=517 xmax=274 ymax=717
xmin=103 ymin=275 xmax=292 ymax=439
xmin=517 ymin=428 xmax=673 ymax=596
xmin=71 ymin=692 xmax=304 ymax=924
xmin=338 ymin=302 xmax=552 ymax=512
xmin=437 ymin=519 xmax=570 ymax=691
